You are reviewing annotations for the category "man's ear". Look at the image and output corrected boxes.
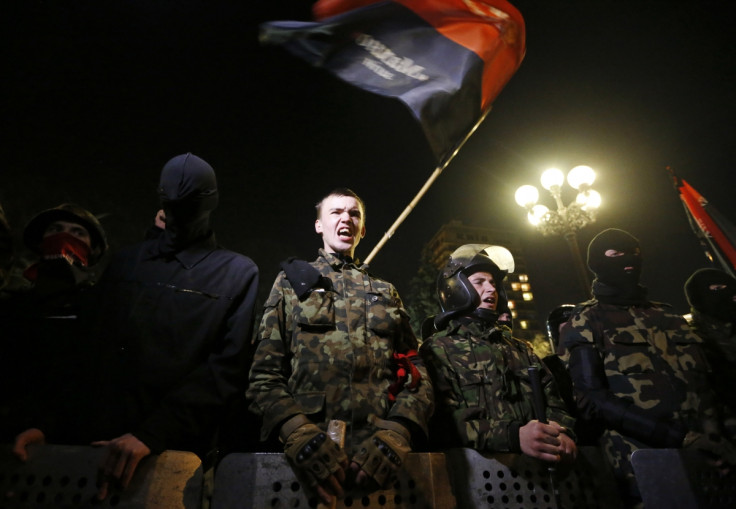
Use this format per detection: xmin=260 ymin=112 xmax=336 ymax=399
xmin=360 ymin=224 xmax=366 ymax=238
xmin=315 ymin=219 xmax=323 ymax=234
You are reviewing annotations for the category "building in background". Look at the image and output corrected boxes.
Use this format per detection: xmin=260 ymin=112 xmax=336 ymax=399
xmin=421 ymin=221 xmax=544 ymax=344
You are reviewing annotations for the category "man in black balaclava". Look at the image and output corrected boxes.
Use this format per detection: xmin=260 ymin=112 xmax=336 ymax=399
xmin=586 ymin=228 xmax=644 ymax=304
xmin=12 ymin=154 xmax=260 ymax=502
xmin=156 ymin=152 xmax=218 ymax=253
xmin=685 ymin=268 xmax=736 ymax=326
xmin=560 ymin=228 xmax=736 ymax=507
xmin=685 ymin=268 xmax=736 ymax=435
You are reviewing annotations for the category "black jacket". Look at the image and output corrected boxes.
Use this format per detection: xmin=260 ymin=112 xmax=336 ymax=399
xmin=89 ymin=233 xmax=259 ymax=455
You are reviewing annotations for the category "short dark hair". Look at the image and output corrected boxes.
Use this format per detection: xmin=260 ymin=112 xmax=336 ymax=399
xmin=315 ymin=188 xmax=366 ymax=221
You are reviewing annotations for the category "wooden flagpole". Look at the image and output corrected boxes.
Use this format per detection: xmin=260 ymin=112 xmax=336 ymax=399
xmin=364 ymin=108 xmax=491 ymax=265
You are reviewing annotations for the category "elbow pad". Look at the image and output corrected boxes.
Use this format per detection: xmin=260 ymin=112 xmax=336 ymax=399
xmin=568 ymin=344 xmax=607 ymax=391
xmin=569 ymin=345 xmax=685 ymax=446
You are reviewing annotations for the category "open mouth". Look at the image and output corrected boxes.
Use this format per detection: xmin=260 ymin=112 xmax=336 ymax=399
xmin=338 ymin=227 xmax=353 ymax=239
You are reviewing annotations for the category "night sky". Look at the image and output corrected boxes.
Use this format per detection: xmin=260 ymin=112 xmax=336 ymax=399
xmin=4 ymin=0 xmax=735 ymax=318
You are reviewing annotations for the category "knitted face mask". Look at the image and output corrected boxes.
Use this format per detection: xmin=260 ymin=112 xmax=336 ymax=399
xmin=587 ymin=229 xmax=642 ymax=292
xmin=686 ymin=269 xmax=736 ymax=323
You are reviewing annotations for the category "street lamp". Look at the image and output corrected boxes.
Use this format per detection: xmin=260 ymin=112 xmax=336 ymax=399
xmin=515 ymin=166 xmax=601 ymax=299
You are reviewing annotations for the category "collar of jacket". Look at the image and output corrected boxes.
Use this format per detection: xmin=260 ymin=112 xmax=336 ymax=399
xmin=444 ymin=316 xmax=509 ymax=340
xmin=319 ymin=248 xmax=363 ymax=270
xmin=691 ymin=308 xmax=735 ymax=337
xmin=144 ymin=232 xmax=217 ymax=268
xmin=592 ymin=279 xmax=650 ymax=306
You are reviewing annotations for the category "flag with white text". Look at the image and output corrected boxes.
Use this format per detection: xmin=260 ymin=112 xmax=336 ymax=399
xmin=260 ymin=0 xmax=525 ymax=165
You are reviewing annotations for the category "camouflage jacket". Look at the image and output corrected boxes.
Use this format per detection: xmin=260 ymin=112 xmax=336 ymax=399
xmin=247 ymin=249 xmax=433 ymax=450
xmin=560 ymin=299 xmax=719 ymax=448
xmin=420 ymin=318 xmax=575 ymax=453
xmin=689 ymin=310 xmax=736 ymax=365
xmin=689 ymin=310 xmax=736 ymax=434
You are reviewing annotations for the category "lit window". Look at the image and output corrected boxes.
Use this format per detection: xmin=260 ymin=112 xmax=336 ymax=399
xmin=522 ymin=292 xmax=533 ymax=301
xmin=511 ymin=310 xmax=518 ymax=318
xmin=520 ymin=283 xmax=531 ymax=292
xmin=519 ymin=320 xmax=529 ymax=329
xmin=519 ymin=274 xmax=528 ymax=282
xmin=510 ymin=282 xmax=521 ymax=291
xmin=507 ymin=300 xmax=516 ymax=309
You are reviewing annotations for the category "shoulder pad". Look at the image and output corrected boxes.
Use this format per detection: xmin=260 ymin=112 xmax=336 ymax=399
xmin=280 ymin=257 xmax=331 ymax=300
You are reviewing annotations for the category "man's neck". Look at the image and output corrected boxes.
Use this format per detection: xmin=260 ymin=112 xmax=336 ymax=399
xmin=326 ymin=248 xmax=354 ymax=258
xmin=324 ymin=249 xmax=356 ymax=264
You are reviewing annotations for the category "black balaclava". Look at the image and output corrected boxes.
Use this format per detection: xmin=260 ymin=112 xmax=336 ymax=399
xmin=157 ymin=153 xmax=218 ymax=254
xmin=685 ymin=268 xmax=736 ymax=324
xmin=587 ymin=228 xmax=645 ymax=303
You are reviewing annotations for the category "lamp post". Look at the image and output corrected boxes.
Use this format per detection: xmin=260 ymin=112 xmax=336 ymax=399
xmin=515 ymin=166 xmax=601 ymax=299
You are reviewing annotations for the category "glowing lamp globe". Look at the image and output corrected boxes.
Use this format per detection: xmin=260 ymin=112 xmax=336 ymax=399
xmin=540 ymin=168 xmax=564 ymax=190
xmin=527 ymin=204 xmax=549 ymax=226
xmin=577 ymin=189 xmax=602 ymax=210
xmin=515 ymin=185 xmax=539 ymax=208
xmin=567 ymin=165 xmax=596 ymax=190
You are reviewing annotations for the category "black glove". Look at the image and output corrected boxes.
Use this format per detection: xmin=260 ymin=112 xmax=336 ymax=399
xmin=282 ymin=415 xmax=347 ymax=486
xmin=351 ymin=417 xmax=411 ymax=487
xmin=683 ymin=431 xmax=736 ymax=465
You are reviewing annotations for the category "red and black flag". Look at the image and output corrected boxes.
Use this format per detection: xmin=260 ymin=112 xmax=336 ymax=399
xmin=677 ymin=178 xmax=736 ymax=278
xmin=260 ymin=0 xmax=526 ymax=166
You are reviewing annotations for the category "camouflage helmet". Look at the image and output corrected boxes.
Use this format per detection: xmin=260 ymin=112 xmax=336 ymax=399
xmin=23 ymin=203 xmax=108 ymax=262
xmin=435 ymin=244 xmax=514 ymax=328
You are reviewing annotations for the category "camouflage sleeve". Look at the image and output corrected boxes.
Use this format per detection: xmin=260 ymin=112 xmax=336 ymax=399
xmin=519 ymin=338 xmax=576 ymax=435
xmin=386 ymin=286 xmax=434 ymax=439
xmin=540 ymin=361 xmax=577 ymax=437
xmin=671 ymin=316 xmax=728 ymax=438
xmin=420 ymin=336 xmax=523 ymax=453
xmin=562 ymin=313 xmax=686 ymax=447
xmin=247 ymin=272 xmax=301 ymax=441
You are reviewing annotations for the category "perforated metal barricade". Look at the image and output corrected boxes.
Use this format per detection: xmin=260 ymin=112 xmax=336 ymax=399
xmin=210 ymin=452 xmax=455 ymax=508
xmin=444 ymin=446 xmax=622 ymax=509
xmin=0 ymin=445 xmax=202 ymax=508
xmin=631 ymin=448 xmax=736 ymax=509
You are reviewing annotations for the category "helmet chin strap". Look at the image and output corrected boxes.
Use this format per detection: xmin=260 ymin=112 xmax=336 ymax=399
xmin=469 ymin=308 xmax=499 ymax=325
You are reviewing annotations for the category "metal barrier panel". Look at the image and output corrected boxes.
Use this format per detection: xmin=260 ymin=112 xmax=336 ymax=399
xmin=631 ymin=448 xmax=736 ymax=509
xmin=444 ymin=446 xmax=623 ymax=509
xmin=210 ymin=452 xmax=456 ymax=508
xmin=2 ymin=445 xmax=624 ymax=508
xmin=0 ymin=445 xmax=202 ymax=509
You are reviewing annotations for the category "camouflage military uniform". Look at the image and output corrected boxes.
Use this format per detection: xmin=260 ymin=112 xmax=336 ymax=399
xmin=561 ymin=300 xmax=721 ymax=496
xmin=420 ymin=317 xmax=575 ymax=452
xmin=689 ymin=309 xmax=736 ymax=437
xmin=690 ymin=309 xmax=736 ymax=369
xmin=247 ymin=249 xmax=433 ymax=453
